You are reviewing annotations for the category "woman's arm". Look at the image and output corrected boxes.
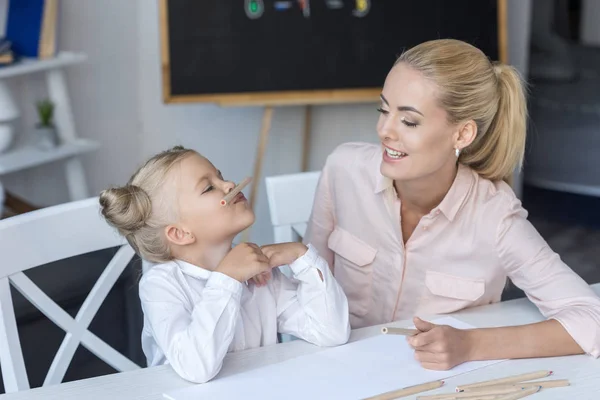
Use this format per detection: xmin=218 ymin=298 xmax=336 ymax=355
xmin=409 ymin=198 xmax=600 ymax=370
xmin=468 ymin=319 xmax=583 ymax=360
xmin=493 ymin=199 xmax=600 ymax=358
xmin=303 ymin=157 xmax=336 ymax=270
xmin=408 ymin=317 xmax=583 ymax=370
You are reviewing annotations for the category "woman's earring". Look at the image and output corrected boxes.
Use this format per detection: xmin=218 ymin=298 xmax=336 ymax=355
xmin=455 ymin=148 xmax=461 ymax=158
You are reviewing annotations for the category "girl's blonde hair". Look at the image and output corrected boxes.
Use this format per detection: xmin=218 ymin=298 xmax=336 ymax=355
xmin=396 ymin=39 xmax=527 ymax=183
xmin=99 ymin=146 xmax=196 ymax=263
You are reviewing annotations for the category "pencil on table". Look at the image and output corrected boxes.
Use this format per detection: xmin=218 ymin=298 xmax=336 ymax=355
xmin=492 ymin=386 xmax=541 ymax=400
xmin=455 ymin=370 xmax=552 ymax=391
xmin=462 ymin=379 xmax=569 ymax=392
xmin=381 ymin=327 xmax=419 ymax=336
xmin=220 ymin=177 xmax=252 ymax=206
xmin=362 ymin=380 xmax=444 ymax=400
xmin=418 ymin=386 xmax=531 ymax=400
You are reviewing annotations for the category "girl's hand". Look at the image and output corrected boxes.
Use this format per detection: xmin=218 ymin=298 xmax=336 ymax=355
xmin=216 ymin=243 xmax=271 ymax=283
xmin=250 ymin=243 xmax=309 ymax=286
xmin=406 ymin=317 xmax=474 ymax=370
xmin=251 ymin=271 xmax=272 ymax=287
xmin=260 ymin=242 xmax=308 ymax=268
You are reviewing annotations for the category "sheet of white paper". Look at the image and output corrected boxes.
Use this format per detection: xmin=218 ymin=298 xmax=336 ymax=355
xmin=164 ymin=316 xmax=504 ymax=400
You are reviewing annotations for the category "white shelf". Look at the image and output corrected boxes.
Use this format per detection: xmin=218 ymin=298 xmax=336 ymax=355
xmin=0 ymin=52 xmax=87 ymax=80
xmin=0 ymin=139 xmax=99 ymax=175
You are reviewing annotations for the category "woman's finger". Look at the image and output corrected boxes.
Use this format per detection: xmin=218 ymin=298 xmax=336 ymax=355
xmin=408 ymin=329 xmax=437 ymax=348
xmin=414 ymin=350 xmax=437 ymax=364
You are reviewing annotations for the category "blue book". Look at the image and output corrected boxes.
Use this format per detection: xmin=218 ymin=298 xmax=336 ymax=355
xmin=6 ymin=0 xmax=58 ymax=59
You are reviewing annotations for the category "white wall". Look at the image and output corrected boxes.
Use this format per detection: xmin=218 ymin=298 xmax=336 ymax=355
xmin=1 ymin=0 xmax=140 ymax=206
xmin=2 ymin=0 xmax=531 ymax=245
xmin=581 ymin=0 xmax=600 ymax=46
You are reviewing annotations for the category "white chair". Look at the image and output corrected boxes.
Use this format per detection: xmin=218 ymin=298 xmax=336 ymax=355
xmin=265 ymin=172 xmax=321 ymax=344
xmin=0 ymin=197 xmax=140 ymax=393
xmin=265 ymin=171 xmax=320 ymax=244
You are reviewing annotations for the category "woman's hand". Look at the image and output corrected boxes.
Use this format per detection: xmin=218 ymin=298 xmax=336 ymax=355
xmin=406 ymin=317 xmax=474 ymax=370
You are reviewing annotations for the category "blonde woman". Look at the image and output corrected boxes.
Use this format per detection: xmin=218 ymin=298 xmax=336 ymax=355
xmin=304 ymin=39 xmax=600 ymax=370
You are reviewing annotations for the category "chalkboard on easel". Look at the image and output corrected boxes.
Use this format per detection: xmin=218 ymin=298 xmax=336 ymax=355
xmin=160 ymin=0 xmax=506 ymax=106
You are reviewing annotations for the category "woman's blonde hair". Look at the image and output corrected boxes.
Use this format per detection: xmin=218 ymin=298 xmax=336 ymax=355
xmin=396 ymin=39 xmax=527 ymax=183
xmin=99 ymin=146 xmax=197 ymax=263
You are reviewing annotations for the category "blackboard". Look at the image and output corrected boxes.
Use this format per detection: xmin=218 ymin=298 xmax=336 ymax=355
xmin=160 ymin=0 xmax=506 ymax=106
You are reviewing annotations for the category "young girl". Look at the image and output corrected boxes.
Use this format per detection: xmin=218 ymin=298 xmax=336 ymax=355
xmin=99 ymin=146 xmax=350 ymax=383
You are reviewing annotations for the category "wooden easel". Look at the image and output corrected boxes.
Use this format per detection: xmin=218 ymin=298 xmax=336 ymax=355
xmin=238 ymin=105 xmax=313 ymax=242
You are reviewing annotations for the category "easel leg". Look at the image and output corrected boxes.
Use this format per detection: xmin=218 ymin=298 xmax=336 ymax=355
xmin=241 ymin=106 xmax=274 ymax=242
xmin=301 ymin=105 xmax=312 ymax=172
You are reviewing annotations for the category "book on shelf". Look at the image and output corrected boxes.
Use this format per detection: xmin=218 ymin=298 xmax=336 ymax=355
xmin=6 ymin=0 xmax=58 ymax=59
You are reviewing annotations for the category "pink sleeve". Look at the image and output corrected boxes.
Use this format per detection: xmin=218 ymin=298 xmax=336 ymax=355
xmin=303 ymin=156 xmax=335 ymax=272
xmin=496 ymin=198 xmax=600 ymax=357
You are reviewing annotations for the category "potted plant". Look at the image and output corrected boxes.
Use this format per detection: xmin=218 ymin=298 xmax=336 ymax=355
xmin=34 ymin=99 xmax=59 ymax=149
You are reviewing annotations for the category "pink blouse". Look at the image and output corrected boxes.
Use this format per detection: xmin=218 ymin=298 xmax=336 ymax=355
xmin=304 ymin=142 xmax=600 ymax=357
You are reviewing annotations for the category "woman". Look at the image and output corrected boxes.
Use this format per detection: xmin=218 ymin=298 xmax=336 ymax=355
xmin=304 ymin=39 xmax=600 ymax=370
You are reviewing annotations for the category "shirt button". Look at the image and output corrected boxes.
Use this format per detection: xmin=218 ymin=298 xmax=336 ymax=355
xmin=423 ymin=225 xmax=428 ymax=230
xmin=435 ymin=210 xmax=440 ymax=215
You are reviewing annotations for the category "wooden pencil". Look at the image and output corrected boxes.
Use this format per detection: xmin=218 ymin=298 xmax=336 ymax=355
xmin=381 ymin=327 xmax=419 ymax=336
xmin=462 ymin=379 xmax=569 ymax=392
xmin=220 ymin=177 xmax=252 ymax=206
xmin=418 ymin=386 xmax=529 ymax=400
xmin=492 ymin=386 xmax=542 ymax=400
xmin=455 ymin=370 xmax=552 ymax=391
xmin=362 ymin=380 xmax=444 ymax=400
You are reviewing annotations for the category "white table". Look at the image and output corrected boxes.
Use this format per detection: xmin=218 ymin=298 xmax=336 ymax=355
xmin=3 ymin=284 xmax=600 ymax=400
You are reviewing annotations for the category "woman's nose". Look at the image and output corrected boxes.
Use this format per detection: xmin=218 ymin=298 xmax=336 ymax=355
xmin=378 ymin=118 xmax=398 ymax=142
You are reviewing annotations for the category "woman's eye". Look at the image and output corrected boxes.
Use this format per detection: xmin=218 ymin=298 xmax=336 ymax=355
xmin=402 ymin=119 xmax=418 ymax=128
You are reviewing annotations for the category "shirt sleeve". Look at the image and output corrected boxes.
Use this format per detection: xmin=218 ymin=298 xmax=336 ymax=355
xmin=272 ymin=245 xmax=351 ymax=346
xmin=303 ymin=155 xmax=335 ymax=271
xmin=139 ymin=270 xmax=243 ymax=383
xmin=496 ymin=198 xmax=600 ymax=357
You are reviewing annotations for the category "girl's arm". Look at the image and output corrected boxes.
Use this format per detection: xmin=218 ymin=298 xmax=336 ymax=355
xmin=264 ymin=243 xmax=351 ymax=346
xmin=140 ymin=269 xmax=242 ymax=383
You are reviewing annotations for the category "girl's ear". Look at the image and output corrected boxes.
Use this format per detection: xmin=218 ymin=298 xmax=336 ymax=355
xmin=164 ymin=225 xmax=195 ymax=246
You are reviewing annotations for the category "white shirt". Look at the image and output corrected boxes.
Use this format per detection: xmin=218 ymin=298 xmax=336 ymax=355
xmin=139 ymin=245 xmax=351 ymax=383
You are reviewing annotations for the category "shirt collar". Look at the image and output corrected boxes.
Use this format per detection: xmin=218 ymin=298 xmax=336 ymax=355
xmin=436 ymin=164 xmax=474 ymax=221
xmin=373 ymin=163 xmax=474 ymax=221
xmin=174 ymin=259 xmax=212 ymax=280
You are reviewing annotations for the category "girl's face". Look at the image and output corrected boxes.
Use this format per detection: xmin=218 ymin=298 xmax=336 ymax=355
xmin=169 ymin=153 xmax=255 ymax=245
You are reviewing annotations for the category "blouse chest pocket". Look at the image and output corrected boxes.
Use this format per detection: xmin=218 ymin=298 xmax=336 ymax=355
xmin=328 ymin=227 xmax=377 ymax=317
xmin=418 ymin=270 xmax=486 ymax=315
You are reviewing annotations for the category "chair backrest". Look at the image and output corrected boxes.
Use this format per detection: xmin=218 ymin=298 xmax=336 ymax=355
xmin=265 ymin=171 xmax=320 ymax=243
xmin=0 ymin=197 xmax=140 ymax=393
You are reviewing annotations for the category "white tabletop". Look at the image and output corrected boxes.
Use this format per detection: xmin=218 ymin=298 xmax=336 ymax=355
xmin=3 ymin=284 xmax=600 ymax=400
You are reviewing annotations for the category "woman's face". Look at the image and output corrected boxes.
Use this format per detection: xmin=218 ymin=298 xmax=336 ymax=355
xmin=377 ymin=63 xmax=460 ymax=183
